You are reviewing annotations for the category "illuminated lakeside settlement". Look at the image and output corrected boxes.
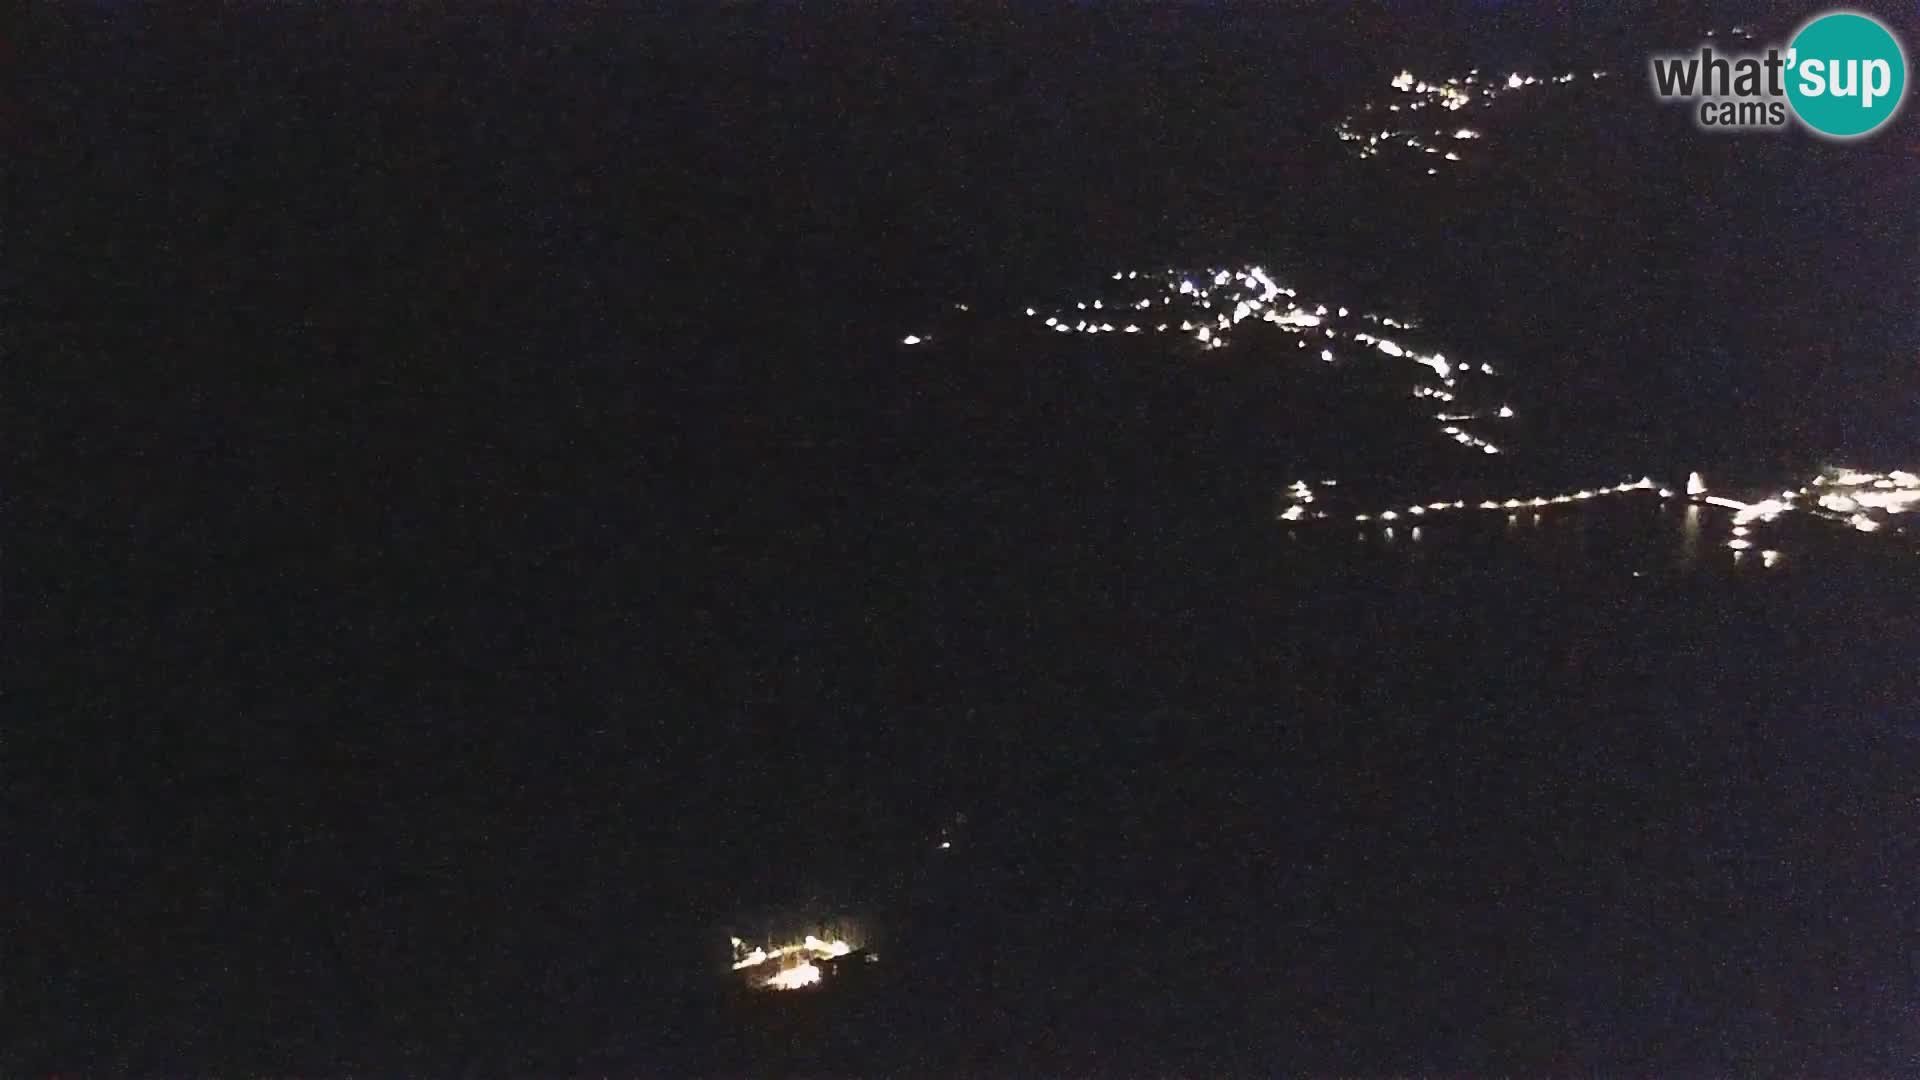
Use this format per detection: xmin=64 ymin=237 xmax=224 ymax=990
xmin=740 ymin=52 xmax=1916 ymax=993
xmin=23 ymin=4 xmax=1920 ymax=1074
xmin=895 ymin=259 xmax=1913 ymax=580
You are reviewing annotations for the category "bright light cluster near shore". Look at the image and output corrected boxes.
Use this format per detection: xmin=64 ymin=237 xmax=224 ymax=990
xmin=1279 ymin=462 xmax=1915 ymax=558
xmin=1812 ymin=469 xmax=1920 ymax=521
xmin=1017 ymin=264 xmax=1516 ymax=457
xmin=730 ymin=933 xmax=853 ymax=991
xmin=1685 ymin=468 xmax=1917 ymax=557
xmin=1334 ymin=66 xmax=1609 ymax=170
xmin=1799 ymin=468 xmax=1918 ymax=540
xmin=904 ymin=276 xmax=1916 ymax=566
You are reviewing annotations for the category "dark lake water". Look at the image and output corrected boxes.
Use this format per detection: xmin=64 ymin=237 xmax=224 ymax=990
xmin=17 ymin=5 xmax=1920 ymax=1073
xmin=652 ymin=334 xmax=1920 ymax=1070
xmin=649 ymin=489 xmax=1920 ymax=1075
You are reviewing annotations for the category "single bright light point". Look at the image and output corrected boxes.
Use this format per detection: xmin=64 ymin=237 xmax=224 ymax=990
xmin=902 ymin=335 xmax=923 ymax=346
xmin=1686 ymin=471 xmax=1707 ymax=496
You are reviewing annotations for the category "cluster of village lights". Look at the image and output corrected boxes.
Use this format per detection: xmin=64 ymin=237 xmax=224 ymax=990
xmin=1334 ymin=66 xmax=1609 ymax=172
xmin=1279 ymin=467 xmax=1914 ymax=565
xmin=904 ymin=266 xmax=1914 ymax=565
xmin=729 ymin=933 xmax=854 ymax=992
xmin=920 ymin=264 xmax=1517 ymax=459
xmin=899 ymin=43 xmax=1909 ymax=568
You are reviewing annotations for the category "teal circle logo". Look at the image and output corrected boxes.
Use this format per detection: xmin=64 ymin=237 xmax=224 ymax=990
xmin=1786 ymin=11 xmax=1907 ymax=138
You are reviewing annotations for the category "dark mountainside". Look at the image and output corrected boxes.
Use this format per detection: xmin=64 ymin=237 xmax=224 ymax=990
xmin=15 ymin=4 xmax=1920 ymax=1074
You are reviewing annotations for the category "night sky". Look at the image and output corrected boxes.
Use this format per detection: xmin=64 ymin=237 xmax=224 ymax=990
xmin=14 ymin=2 xmax=1920 ymax=1074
